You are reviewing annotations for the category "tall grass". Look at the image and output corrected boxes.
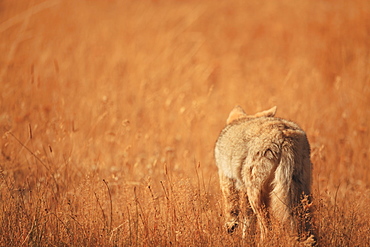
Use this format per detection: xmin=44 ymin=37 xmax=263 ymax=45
xmin=0 ymin=0 xmax=369 ymax=246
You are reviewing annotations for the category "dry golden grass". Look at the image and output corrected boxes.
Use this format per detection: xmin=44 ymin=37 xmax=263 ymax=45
xmin=0 ymin=0 xmax=369 ymax=246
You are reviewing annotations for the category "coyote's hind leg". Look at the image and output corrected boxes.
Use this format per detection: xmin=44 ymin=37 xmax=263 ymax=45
xmin=218 ymin=172 xmax=240 ymax=233
xmin=241 ymin=192 xmax=257 ymax=241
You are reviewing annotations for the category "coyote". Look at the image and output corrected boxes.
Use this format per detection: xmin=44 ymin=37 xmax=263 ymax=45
xmin=215 ymin=106 xmax=314 ymax=244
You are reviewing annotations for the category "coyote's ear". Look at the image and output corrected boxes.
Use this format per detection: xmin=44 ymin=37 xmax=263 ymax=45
xmin=254 ymin=106 xmax=277 ymax=118
xmin=226 ymin=105 xmax=247 ymax=124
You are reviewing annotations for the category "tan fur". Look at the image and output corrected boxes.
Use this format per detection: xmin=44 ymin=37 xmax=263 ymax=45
xmin=215 ymin=106 xmax=314 ymax=244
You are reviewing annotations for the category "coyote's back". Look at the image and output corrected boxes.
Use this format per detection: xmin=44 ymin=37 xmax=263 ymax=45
xmin=215 ymin=106 xmax=314 ymax=245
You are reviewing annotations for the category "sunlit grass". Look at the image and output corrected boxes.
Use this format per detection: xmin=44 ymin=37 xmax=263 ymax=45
xmin=0 ymin=0 xmax=369 ymax=246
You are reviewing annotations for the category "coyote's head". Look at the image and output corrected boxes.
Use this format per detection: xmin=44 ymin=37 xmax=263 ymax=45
xmin=226 ymin=106 xmax=277 ymax=125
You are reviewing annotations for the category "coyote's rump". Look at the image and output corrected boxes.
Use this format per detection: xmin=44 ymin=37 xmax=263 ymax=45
xmin=214 ymin=106 xmax=314 ymax=244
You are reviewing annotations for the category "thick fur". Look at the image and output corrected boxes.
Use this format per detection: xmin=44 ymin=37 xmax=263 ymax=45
xmin=215 ymin=106 xmax=314 ymax=243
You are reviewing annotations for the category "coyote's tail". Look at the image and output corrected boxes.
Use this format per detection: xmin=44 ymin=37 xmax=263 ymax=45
xmin=270 ymin=137 xmax=312 ymax=235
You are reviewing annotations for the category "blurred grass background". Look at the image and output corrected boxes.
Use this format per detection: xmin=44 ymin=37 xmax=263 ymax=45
xmin=0 ymin=0 xmax=369 ymax=246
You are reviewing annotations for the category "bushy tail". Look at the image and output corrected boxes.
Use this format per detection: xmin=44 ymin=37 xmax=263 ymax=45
xmin=270 ymin=140 xmax=313 ymax=238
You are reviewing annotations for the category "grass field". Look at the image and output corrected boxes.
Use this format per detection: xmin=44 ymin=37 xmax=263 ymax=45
xmin=0 ymin=0 xmax=369 ymax=246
